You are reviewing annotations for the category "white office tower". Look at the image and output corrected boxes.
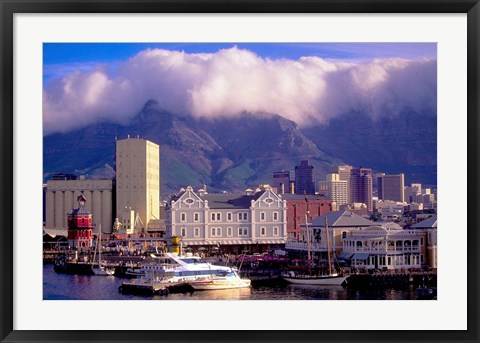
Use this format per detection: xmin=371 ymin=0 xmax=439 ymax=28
xmin=116 ymin=137 xmax=160 ymax=234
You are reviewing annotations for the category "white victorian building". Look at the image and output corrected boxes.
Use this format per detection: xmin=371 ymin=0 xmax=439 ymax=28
xmin=286 ymin=210 xmax=430 ymax=271
xmin=165 ymin=186 xmax=287 ymax=254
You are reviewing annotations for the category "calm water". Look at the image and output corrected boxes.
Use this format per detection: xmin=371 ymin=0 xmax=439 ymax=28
xmin=43 ymin=264 xmax=418 ymax=301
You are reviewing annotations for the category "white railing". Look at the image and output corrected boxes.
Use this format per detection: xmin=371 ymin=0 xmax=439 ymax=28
xmin=285 ymin=241 xmax=326 ymax=252
xmin=345 ymin=247 xmax=421 ymax=253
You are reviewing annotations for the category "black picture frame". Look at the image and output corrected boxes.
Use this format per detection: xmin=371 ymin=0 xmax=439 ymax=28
xmin=1 ymin=1 xmax=479 ymax=342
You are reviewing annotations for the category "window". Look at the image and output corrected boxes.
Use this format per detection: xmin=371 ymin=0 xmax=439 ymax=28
xmin=211 ymin=212 xmax=221 ymax=222
xmin=194 ymin=213 xmax=199 ymax=222
xmin=210 ymin=227 xmax=221 ymax=237
xmin=273 ymin=227 xmax=279 ymax=236
xmin=181 ymin=228 xmax=186 ymax=237
xmin=194 ymin=227 xmax=200 ymax=237
xmin=238 ymin=227 xmax=249 ymax=236
xmin=260 ymin=212 xmax=266 ymax=221
xmin=243 ymin=213 xmax=248 ymax=220
xmin=227 ymin=227 xmax=233 ymax=236
xmin=260 ymin=227 xmax=266 ymax=236
xmin=420 ymin=237 xmax=424 ymax=245
xmin=273 ymin=212 xmax=278 ymax=221
xmin=180 ymin=213 xmax=186 ymax=222
xmin=227 ymin=212 xmax=232 ymax=221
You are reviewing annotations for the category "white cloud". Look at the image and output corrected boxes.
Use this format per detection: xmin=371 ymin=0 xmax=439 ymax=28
xmin=43 ymin=47 xmax=436 ymax=134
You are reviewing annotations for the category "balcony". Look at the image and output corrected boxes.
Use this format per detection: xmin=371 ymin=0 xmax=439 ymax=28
xmin=285 ymin=241 xmax=326 ymax=252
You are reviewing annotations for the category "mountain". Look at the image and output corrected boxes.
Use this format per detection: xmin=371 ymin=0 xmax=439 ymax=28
xmin=43 ymin=101 xmax=437 ymax=199
xmin=302 ymin=111 xmax=437 ymax=186
xmin=43 ymin=101 xmax=344 ymax=199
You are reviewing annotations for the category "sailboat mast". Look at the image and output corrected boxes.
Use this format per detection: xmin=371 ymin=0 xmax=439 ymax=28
xmin=98 ymin=224 xmax=102 ymax=264
xmin=325 ymin=217 xmax=332 ymax=275
xmin=304 ymin=193 xmax=311 ymax=261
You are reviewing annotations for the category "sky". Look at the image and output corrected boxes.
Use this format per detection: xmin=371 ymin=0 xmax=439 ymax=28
xmin=43 ymin=43 xmax=437 ymax=135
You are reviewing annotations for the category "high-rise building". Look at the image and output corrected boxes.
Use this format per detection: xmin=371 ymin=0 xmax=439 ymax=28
xmin=351 ymin=167 xmax=373 ymax=211
xmin=273 ymin=171 xmax=291 ymax=194
xmin=318 ymin=173 xmax=349 ymax=206
xmin=294 ymin=160 xmax=315 ymax=195
xmin=116 ymin=136 xmax=160 ymax=234
xmin=378 ymin=173 xmax=405 ymax=202
xmin=334 ymin=165 xmax=353 ymax=203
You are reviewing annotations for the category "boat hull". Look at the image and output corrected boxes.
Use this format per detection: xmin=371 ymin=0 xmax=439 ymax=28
xmin=190 ymin=279 xmax=251 ymax=291
xmin=282 ymin=275 xmax=348 ymax=286
xmin=92 ymin=267 xmax=115 ymax=276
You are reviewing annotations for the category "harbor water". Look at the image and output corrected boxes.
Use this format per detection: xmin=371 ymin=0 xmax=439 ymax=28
xmin=43 ymin=265 xmax=420 ymax=300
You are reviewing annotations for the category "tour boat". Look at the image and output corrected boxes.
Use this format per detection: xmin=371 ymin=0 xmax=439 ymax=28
xmin=121 ymin=252 xmax=242 ymax=292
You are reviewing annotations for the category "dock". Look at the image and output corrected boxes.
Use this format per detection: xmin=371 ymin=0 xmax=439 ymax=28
xmin=119 ymin=280 xmax=193 ymax=296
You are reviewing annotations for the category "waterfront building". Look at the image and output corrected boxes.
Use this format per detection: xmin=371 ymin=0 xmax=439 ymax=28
xmin=45 ymin=178 xmax=113 ymax=234
xmin=280 ymin=194 xmax=333 ymax=241
xmin=67 ymin=195 xmax=94 ymax=248
xmin=318 ymin=173 xmax=349 ymax=207
xmin=286 ymin=209 xmax=428 ymax=270
xmin=273 ymin=171 xmax=291 ymax=194
xmin=341 ymin=224 xmax=426 ymax=270
xmin=116 ymin=136 xmax=161 ymax=234
xmin=285 ymin=210 xmax=374 ymax=257
xmin=166 ymin=186 xmax=287 ymax=254
xmin=411 ymin=214 xmax=437 ymax=269
xmin=294 ymin=160 xmax=315 ymax=195
xmin=378 ymin=173 xmax=405 ymax=202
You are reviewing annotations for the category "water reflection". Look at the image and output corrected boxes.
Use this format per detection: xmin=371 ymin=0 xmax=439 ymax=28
xmin=43 ymin=265 xmax=418 ymax=301
xmin=161 ymin=287 xmax=252 ymax=301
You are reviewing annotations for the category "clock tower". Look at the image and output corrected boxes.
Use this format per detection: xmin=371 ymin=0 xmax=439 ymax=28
xmin=67 ymin=195 xmax=94 ymax=249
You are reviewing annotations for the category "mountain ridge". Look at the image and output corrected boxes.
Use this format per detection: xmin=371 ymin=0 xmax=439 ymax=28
xmin=43 ymin=101 xmax=436 ymax=199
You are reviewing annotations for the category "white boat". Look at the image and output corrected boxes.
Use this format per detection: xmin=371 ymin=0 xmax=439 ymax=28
xmin=91 ymin=225 xmax=115 ymax=276
xmin=282 ymin=270 xmax=348 ymax=286
xmin=189 ymin=270 xmax=251 ymax=290
xmin=121 ymin=252 xmax=243 ymax=290
xmin=92 ymin=265 xmax=115 ymax=276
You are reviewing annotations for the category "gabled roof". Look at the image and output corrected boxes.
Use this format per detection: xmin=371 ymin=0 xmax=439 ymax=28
xmin=200 ymin=193 xmax=256 ymax=209
xmin=411 ymin=215 xmax=437 ymax=229
xmin=310 ymin=210 xmax=375 ymax=227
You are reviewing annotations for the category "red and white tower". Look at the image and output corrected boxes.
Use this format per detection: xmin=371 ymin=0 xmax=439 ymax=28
xmin=67 ymin=195 xmax=94 ymax=248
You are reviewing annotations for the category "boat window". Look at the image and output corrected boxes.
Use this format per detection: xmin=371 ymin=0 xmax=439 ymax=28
xmin=179 ymin=258 xmax=207 ymax=264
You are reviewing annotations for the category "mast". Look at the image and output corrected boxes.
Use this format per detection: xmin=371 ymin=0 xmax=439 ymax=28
xmin=304 ymin=193 xmax=311 ymax=261
xmin=325 ymin=217 xmax=332 ymax=275
xmin=98 ymin=224 xmax=102 ymax=265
